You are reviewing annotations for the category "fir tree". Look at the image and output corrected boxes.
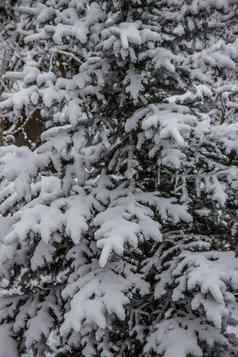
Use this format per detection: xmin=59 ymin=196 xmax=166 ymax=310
xmin=0 ymin=1 xmax=237 ymax=356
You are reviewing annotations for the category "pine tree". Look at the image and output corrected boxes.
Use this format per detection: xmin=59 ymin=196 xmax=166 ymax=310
xmin=0 ymin=1 xmax=238 ymax=356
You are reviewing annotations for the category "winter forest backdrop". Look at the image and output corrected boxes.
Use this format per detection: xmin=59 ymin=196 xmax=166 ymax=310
xmin=0 ymin=0 xmax=238 ymax=356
